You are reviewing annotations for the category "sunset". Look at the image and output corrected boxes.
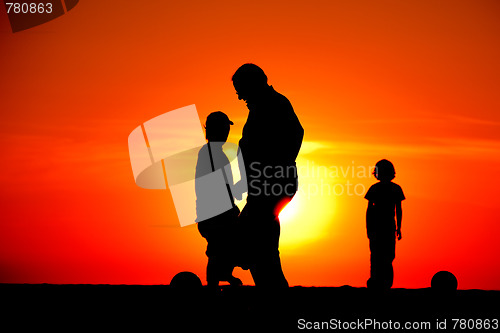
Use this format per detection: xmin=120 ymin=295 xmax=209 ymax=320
xmin=1 ymin=0 xmax=499 ymax=298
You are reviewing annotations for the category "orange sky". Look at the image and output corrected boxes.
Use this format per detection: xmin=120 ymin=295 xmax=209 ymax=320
xmin=0 ymin=0 xmax=499 ymax=289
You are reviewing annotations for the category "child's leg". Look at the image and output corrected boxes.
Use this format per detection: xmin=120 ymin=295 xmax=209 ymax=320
xmin=215 ymin=259 xmax=242 ymax=286
xmin=379 ymin=236 xmax=396 ymax=289
xmin=206 ymin=257 xmax=220 ymax=287
xmin=387 ymin=237 xmax=396 ymax=288
xmin=227 ymin=273 xmax=243 ymax=287
xmin=368 ymin=236 xmax=395 ymax=289
xmin=368 ymin=239 xmax=380 ymax=288
xmin=208 ymin=255 xmax=242 ymax=287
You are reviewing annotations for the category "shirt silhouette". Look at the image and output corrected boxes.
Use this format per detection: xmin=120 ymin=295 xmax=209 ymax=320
xmin=365 ymin=159 xmax=405 ymax=290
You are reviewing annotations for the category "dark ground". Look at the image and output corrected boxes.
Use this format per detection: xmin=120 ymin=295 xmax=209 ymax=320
xmin=1 ymin=284 xmax=499 ymax=332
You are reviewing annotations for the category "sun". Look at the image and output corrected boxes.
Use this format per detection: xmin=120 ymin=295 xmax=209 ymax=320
xmin=279 ymin=197 xmax=300 ymax=222
xmin=277 ymin=157 xmax=337 ymax=249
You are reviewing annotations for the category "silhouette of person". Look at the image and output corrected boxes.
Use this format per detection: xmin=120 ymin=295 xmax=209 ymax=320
xmin=364 ymin=159 xmax=405 ymax=290
xmin=195 ymin=111 xmax=243 ymax=289
xmin=233 ymin=63 xmax=304 ymax=289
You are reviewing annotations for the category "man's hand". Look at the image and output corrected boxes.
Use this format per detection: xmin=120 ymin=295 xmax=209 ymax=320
xmin=396 ymin=228 xmax=402 ymax=241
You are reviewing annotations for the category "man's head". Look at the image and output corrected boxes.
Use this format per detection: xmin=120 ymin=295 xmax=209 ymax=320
xmin=205 ymin=111 xmax=233 ymax=142
xmin=232 ymin=63 xmax=269 ymax=102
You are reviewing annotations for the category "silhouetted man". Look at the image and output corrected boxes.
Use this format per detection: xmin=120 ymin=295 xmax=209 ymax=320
xmin=233 ymin=63 xmax=304 ymax=288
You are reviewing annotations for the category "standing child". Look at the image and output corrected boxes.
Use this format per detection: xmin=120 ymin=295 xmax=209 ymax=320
xmin=364 ymin=159 xmax=405 ymax=290
xmin=195 ymin=111 xmax=243 ymax=289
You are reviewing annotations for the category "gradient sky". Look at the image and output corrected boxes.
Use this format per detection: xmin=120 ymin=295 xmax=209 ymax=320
xmin=0 ymin=0 xmax=499 ymax=289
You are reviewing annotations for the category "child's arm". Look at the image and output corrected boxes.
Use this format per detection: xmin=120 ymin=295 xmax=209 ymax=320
xmin=366 ymin=201 xmax=375 ymax=239
xmin=396 ymin=201 xmax=402 ymax=240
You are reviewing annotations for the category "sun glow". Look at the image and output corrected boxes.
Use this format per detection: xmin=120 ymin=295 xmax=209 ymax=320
xmin=278 ymin=158 xmax=337 ymax=249
xmin=279 ymin=195 xmax=300 ymax=223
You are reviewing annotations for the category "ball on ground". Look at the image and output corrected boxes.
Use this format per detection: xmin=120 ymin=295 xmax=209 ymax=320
xmin=170 ymin=271 xmax=203 ymax=289
xmin=431 ymin=271 xmax=458 ymax=292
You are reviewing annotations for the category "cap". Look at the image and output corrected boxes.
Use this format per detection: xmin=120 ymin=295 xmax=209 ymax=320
xmin=205 ymin=111 xmax=234 ymax=127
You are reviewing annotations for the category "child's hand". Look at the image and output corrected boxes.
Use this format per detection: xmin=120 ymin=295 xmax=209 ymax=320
xmin=396 ymin=228 xmax=402 ymax=241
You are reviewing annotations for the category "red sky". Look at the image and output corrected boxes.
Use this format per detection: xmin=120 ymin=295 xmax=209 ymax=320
xmin=0 ymin=0 xmax=499 ymax=289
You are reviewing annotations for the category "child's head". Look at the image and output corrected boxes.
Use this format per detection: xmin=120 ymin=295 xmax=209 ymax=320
xmin=373 ymin=159 xmax=396 ymax=182
xmin=205 ymin=111 xmax=233 ymax=142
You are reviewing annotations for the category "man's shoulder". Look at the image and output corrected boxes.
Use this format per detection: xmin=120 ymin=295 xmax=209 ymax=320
xmin=270 ymin=86 xmax=292 ymax=105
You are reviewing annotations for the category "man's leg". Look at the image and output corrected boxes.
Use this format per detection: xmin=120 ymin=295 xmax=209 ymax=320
xmin=242 ymin=175 xmax=295 ymax=288
xmin=242 ymin=198 xmax=289 ymax=288
xmin=249 ymin=217 xmax=288 ymax=289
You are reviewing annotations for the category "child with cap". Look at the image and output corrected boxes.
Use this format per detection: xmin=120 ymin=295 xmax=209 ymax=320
xmin=195 ymin=111 xmax=243 ymax=289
